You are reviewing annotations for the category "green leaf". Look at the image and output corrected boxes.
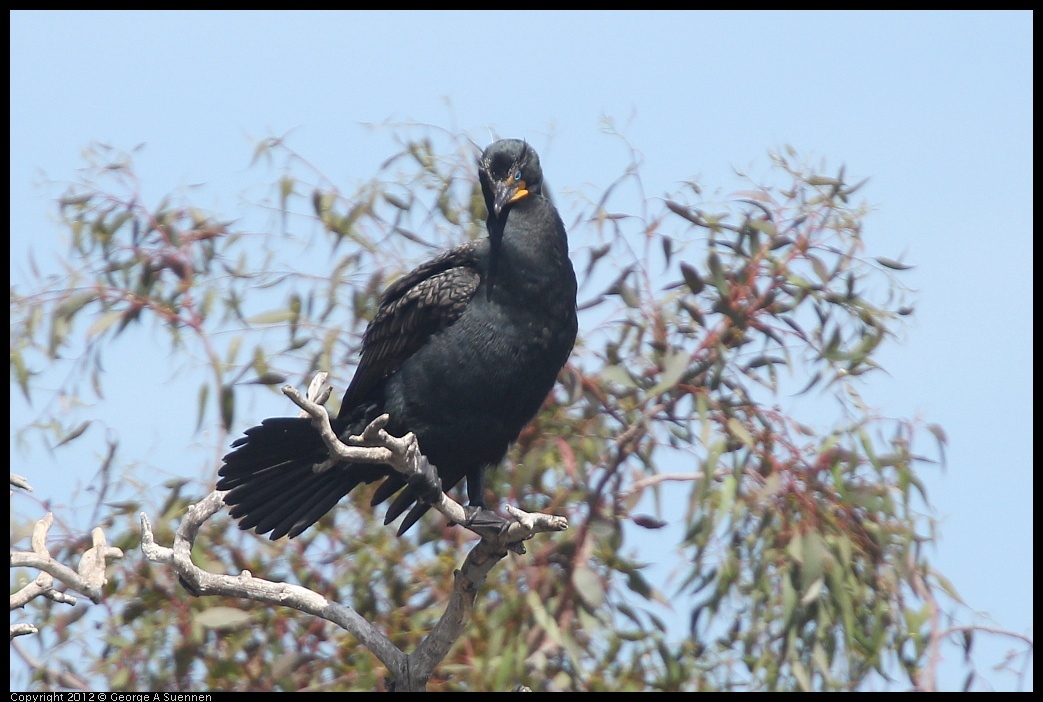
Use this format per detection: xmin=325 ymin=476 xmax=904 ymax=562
xmin=800 ymin=576 xmax=824 ymax=606
xmin=712 ymin=478 xmax=734 ymax=523
xmin=601 ymin=364 xmax=637 ymax=388
xmin=220 ymin=384 xmax=235 ymax=432
xmin=933 ymin=572 xmax=965 ymax=605
xmin=86 ymin=311 xmax=123 ymax=339
xmin=812 ymin=641 xmax=832 ymax=682
xmin=874 ymin=257 xmax=914 ymax=271
xmin=279 ymin=175 xmax=295 ymax=211
xmin=245 ymin=309 xmax=299 ymax=325
xmin=747 ymin=218 xmax=777 ymax=237
xmin=792 ymin=659 xmax=813 ymax=692
xmin=572 ymin=566 xmax=606 ymax=609
xmin=781 ymin=574 xmax=798 ymax=630
xmin=225 ymin=335 xmax=242 ymax=365
xmin=195 ymin=383 xmax=209 ymax=432
xmin=525 ymin=590 xmax=584 ymax=672
xmin=11 ymin=349 xmax=30 ymax=403
xmin=726 ymin=418 xmax=755 ymax=450
xmin=194 ymin=606 xmax=253 ymax=631
xmin=806 ymin=175 xmax=841 ymax=187
xmin=707 ymin=252 xmax=727 ymax=294
xmin=810 ymin=255 xmax=830 ymax=284
xmin=802 ymin=530 xmax=826 ymax=586
xmin=55 ymin=292 xmax=96 ymax=322
xmin=626 ymin=569 xmax=653 ymax=600
xmin=649 ymin=348 xmax=690 ymax=396
xmin=787 ymin=533 xmax=804 ymax=564
xmin=55 ymin=421 xmax=91 ymax=447
xmin=247 ymin=372 xmax=288 ymax=386
xmin=59 ymin=192 xmax=93 ymax=208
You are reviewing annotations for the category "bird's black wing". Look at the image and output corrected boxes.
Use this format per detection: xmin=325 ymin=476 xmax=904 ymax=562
xmin=219 ymin=240 xmax=487 ymax=540
xmin=339 ymin=239 xmax=486 ymax=411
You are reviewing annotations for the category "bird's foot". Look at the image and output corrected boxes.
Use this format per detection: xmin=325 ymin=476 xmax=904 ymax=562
xmin=458 ymin=505 xmax=512 ymax=533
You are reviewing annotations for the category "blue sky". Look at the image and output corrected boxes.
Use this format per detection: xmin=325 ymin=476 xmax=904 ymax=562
xmin=10 ymin=11 xmax=1032 ymax=691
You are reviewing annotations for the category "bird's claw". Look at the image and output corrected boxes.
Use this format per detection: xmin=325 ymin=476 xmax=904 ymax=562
xmin=406 ymin=456 xmax=443 ymax=505
xmin=458 ymin=505 xmax=512 ymax=533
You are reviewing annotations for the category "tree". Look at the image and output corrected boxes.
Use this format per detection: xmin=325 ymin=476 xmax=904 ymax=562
xmin=10 ymin=131 xmax=1031 ymax=691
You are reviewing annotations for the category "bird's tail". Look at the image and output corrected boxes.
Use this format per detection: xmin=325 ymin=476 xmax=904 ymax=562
xmin=216 ymin=417 xmax=387 ymax=540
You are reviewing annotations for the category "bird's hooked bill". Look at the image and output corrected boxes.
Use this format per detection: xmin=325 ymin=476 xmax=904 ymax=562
xmin=493 ymin=180 xmax=529 ymax=219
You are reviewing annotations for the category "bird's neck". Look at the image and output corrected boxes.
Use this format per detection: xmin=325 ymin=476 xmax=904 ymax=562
xmin=503 ymin=197 xmax=568 ymax=259
xmin=484 ymin=197 xmax=572 ymax=305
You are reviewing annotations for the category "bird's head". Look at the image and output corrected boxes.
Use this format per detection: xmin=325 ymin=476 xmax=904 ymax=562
xmin=477 ymin=139 xmax=544 ymax=290
xmin=478 ymin=139 xmax=543 ymax=225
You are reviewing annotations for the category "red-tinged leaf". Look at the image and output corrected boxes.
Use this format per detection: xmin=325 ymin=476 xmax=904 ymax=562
xmin=731 ymin=189 xmax=773 ymax=203
xmin=661 ymin=235 xmax=673 ymax=266
xmin=632 ymin=514 xmax=668 ymax=530
xmin=796 ymin=371 xmax=822 ymax=395
xmin=557 ymin=436 xmax=576 ymax=477
xmin=665 ymin=200 xmax=701 ymax=224
xmin=680 ymin=262 xmax=704 ymax=295
xmin=926 ymin=423 xmax=948 ymax=446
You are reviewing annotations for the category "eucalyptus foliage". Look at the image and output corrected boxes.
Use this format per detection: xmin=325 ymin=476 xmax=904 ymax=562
xmin=13 ymin=133 xmax=1014 ymax=692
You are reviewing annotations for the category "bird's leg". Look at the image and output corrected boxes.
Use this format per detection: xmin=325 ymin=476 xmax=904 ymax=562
xmin=459 ymin=468 xmax=512 ymax=532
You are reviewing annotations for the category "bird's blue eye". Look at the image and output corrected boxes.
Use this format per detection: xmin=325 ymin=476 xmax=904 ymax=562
xmin=514 ymin=170 xmax=523 ymax=182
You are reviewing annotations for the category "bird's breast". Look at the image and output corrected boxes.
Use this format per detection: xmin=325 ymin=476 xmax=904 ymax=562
xmin=380 ymin=287 xmax=574 ymax=466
